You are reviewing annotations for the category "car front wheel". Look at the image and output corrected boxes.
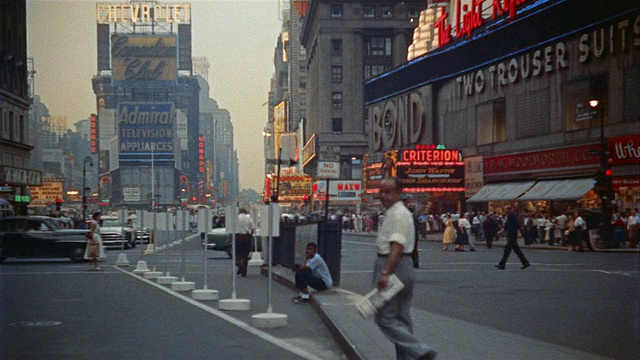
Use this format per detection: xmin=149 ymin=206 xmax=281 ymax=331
xmin=70 ymin=247 xmax=86 ymax=262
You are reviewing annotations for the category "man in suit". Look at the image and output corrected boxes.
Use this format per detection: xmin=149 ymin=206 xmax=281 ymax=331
xmin=495 ymin=205 xmax=530 ymax=270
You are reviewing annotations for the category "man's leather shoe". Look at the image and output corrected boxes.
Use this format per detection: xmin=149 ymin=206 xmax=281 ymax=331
xmin=521 ymin=263 xmax=530 ymax=269
xmin=495 ymin=264 xmax=505 ymax=270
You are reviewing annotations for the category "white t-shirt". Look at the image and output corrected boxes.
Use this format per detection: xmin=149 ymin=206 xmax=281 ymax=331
xmin=376 ymin=201 xmax=414 ymax=255
xmin=236 ymin=213 xmax=255 ymax=234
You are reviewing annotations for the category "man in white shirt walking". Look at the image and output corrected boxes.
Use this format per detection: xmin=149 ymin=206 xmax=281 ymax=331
xmin=374 ymin=177 xmax=437 ymax=360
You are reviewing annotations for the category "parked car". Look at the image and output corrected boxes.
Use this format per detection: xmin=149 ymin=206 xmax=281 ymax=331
xmin=100 ymin=216 xmax=136 ymax=249
xmin=0 ymin=216 xmax=88 ymax=262
xmin=205 ymin=228 xmax=261 ymax=258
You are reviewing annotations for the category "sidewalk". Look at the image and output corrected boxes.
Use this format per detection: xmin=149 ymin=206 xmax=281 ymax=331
xmin=264 ymin=266 xmax=612 ymax=360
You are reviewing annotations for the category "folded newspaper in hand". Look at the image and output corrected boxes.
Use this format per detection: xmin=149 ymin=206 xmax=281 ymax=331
xmin=355 ymin=274 xmax=404 ymax=320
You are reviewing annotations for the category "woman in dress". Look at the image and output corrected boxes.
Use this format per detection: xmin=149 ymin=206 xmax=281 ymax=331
xmin=84 ymin=211 xmax=105 ymax=270
xmin=442 ymin=213 xmax=456 ymax=251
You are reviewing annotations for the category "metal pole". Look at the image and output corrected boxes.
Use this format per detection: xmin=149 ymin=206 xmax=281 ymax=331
xmin=267 ymin=203 xmax=273 ymax=313
xmin=82 ymin=163 xmax=86 ymax=223
xmin=324 ymin=178 xmax=330 ymax=221
xmin=598 ymin=106 xmax=612 ymax=246
xmin=231 ymin=205 xmax=237 ymax=298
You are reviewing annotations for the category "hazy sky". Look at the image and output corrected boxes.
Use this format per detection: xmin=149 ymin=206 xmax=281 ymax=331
xmin=26 ymin=0 xmax=282 ymax=192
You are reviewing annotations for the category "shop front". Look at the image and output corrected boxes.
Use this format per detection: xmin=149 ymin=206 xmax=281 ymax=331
xmin=608 ymin=134 xmax=640 ymax=213
xmin=468 ymin=144 xmax=601 ymax=216
xmin=364 ymin=146 xmax=465 ymax=214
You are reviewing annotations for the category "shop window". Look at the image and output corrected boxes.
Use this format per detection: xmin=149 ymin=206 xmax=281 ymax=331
xmin=364 ymin=5 xmax=376 ymax=18
xmin=332 ymin=92 xmax=343 ymax=109
xmin=332 ymin=66 xmax=343 ymax=83
xmin=476 ymin=100 xmax=506 ymax=145
xmin=563 ymin=76 xmax=607 ymax=132
xmin=331 ymin=4 xmax=343 ymax=18
xmin=332 ymin=39 xmax=342 ymax=56
xmin=332 ymin=118 xmax=343 ymax=132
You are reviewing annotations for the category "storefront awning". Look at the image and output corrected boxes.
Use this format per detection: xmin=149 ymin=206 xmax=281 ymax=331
xmin=518 ymin=178 xmax=595 ymax=201
xmin=517 ymin=180 xmax=564 ymax=201
xmin=467 ymin=181 xmax=535 ymax=202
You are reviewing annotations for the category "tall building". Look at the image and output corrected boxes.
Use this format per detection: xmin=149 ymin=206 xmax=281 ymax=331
xmin=364 ymin=0 xmax=640 ymax=216
xmin=0 ymin=0 xmax=41 ymax=214
xmin=299 ymin=0 xmax=425 ymax=181
xmin=91 ymin=2 xmax=200 ymax=209
xmin=197 ymin=73 xmax=239 ymax=206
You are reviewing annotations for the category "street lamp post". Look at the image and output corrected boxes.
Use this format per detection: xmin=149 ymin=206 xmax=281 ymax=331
xmin=589 ymin=99 xmax=612 ymax=246
xmin=82 ymin=156 xmax=94 ymax=223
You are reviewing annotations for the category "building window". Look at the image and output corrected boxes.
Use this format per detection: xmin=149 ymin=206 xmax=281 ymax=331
xmin=299 ymin=77 xmax=306 ymax=88
xmin=476 ymin=100 xmax=506 ymax=145
xmin=332 ymin=39 xmax=342 ymax=56
xmin=366 ymin=37 xmax=392 ymax=56
xmin=332 ymin=118 xmax=343 ymax=132
xmin=364 ymin=5 xmax=375 ymax=18
xmin=332 ymin=92 xmax=343 ymax=109
xmin=300 ymin=93 xmax=307 ymax=106
xmin=381 ymin=5 xmax=393 ymax=18
xmin=408 ymin=7 xmax=419 ymax=19
xmin=299 ymin=63 xmax=306 ymax=73
xmin=332 ymin=66 xmax=343 ymax=83
xmin=364 ymin=64 xmax=389 ymax=80
xmin=300 ymin=109 xmax=306 ymax=122
xmin=331 ymin=4 xmax=343 ymax=18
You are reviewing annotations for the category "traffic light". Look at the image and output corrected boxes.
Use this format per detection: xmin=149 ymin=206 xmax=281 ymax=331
xmin=55 ymin=198 xmax=62 ymax=211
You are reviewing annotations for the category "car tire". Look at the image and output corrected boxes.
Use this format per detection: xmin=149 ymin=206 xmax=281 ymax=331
xmin=70 ymin=247 xmax=86 ymax=262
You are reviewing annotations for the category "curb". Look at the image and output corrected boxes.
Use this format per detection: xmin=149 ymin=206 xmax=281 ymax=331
xmin=260 ymin=267 xmax=365 ymax=360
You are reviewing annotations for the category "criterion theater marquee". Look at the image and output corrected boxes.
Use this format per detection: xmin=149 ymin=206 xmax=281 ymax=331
xmin=96 ymin=2 xmax=191 ymax=24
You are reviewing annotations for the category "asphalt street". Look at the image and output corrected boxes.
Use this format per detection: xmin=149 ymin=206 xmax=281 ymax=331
xmin=340 ymin=232 xmax=640 ymax=360
xmin=0 ymin=234 xmax=346 ymax=360
xmin=2 ymin=230 xmax=638 ymax=360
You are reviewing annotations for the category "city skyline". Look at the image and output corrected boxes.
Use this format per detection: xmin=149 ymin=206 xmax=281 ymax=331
xmin=27 ymin=0 xmax=282 ymax=193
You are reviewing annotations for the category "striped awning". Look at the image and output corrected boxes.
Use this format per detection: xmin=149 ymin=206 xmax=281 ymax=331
xmin=467 ymin=181 xmax=535 ymax=202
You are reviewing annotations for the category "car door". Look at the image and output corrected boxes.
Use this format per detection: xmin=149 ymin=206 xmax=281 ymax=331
xmin=25 ymin=219 xmax=60 ymax=257
xmin=0 ymin=218 xmax=31 ymax=257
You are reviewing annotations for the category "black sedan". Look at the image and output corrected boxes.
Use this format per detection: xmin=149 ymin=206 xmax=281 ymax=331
xmin=0 ymin=216 xmax=89 ymax=262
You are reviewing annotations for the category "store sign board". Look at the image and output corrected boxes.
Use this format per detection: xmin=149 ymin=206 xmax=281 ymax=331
xmin=465 ymin=156 xmax=484 ymax=197
xmin=0 ymin=166 xmax=42 ymax=186
xmin=609 ymin=134 xmax=640 ymax=166
xmin=276 ymin=175 xmax=312 ymax=201
xmin=484 ymin=144 xmax=600 ymax=176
